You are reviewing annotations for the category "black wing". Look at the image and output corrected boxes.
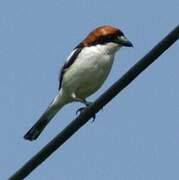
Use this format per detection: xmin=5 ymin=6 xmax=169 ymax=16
xmin=58 ymin=43 xmax=84 ymax=90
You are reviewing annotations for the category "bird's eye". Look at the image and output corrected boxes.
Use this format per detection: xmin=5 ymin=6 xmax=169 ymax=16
xmin=116 ymin=35 xmax=133 ymax=47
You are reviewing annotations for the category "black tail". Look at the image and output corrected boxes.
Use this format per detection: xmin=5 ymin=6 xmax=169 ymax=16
xmin=24 ymin=98 xmax=65 ymax=141
xmin=24 ymin=114 xmax=51 ymax=141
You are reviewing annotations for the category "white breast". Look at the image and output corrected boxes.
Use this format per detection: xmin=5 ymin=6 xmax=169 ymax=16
xmin=62 ymin=43 xmax=120 ymax=100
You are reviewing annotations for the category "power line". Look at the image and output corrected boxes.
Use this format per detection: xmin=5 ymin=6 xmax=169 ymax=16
xmin=9 ymin=25 xmax=179 ymax=180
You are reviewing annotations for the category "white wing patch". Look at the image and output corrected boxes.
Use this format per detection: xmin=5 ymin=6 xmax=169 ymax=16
xmin=65 ymin=49 xmax=78 ymax=63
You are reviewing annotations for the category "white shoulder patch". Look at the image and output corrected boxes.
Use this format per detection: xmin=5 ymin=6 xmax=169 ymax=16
xmin=65 ymin=49 xmax=78 ymax=63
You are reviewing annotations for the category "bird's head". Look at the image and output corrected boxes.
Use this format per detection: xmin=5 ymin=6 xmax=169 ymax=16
xmin=80 ymin=25 xmax=133 ymax=52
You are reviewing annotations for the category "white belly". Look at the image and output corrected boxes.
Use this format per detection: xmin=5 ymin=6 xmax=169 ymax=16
xmin=61 ymin=45 xmax=115 ymax=100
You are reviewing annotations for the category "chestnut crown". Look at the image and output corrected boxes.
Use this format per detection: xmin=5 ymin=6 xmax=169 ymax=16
xmin=80 ymin=25 xmax=133 ymax=47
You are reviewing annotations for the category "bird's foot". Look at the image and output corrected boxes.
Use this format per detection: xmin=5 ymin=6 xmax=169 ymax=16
xmin=76 ymin=102 xmax=96 ymax=121
xmin=76 ymin=107 xmax=85 ymax=115
xmin=75 ymin=101 xmax=92 ymax=114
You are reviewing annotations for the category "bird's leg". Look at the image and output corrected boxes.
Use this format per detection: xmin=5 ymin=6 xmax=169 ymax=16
xmin=75 ymin=100 xmax=92 ymax=114
xmin=71 ymin=93 xmax=91 ymax=106
xmin=72 ymin=93 xmax=95 ymax=121
xmin=76 ymin=103 xmax=96 ymax=121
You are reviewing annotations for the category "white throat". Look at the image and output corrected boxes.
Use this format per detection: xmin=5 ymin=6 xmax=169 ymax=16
xmin=95 ymin=42 xmax=121 ymax=55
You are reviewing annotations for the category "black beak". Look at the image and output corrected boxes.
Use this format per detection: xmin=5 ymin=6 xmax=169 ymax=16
xmin=117 ymin=36 xmax=133 ymax=47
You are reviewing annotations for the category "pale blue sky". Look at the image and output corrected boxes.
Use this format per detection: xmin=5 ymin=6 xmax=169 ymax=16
xmin=0 ymin=0 xmax=179 ymax=179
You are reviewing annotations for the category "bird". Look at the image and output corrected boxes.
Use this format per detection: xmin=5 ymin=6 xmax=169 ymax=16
xmin=24 ymin=25 xmax=133 ymax=141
